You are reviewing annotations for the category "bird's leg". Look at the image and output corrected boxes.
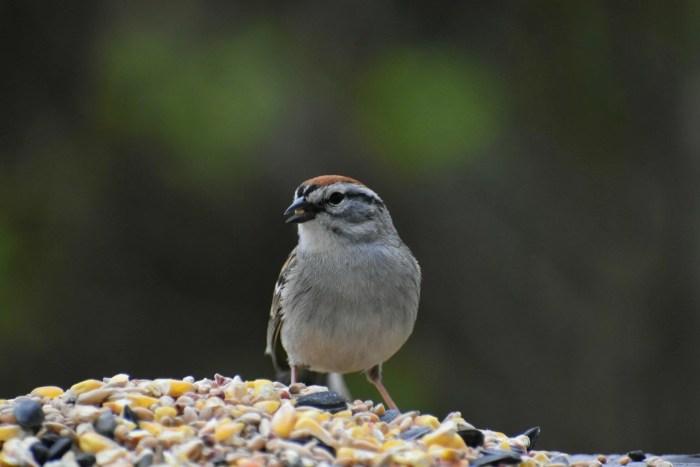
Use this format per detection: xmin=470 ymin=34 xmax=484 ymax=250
xmin=291 ymin=365 xmax=299 ymax=385
xmin=366 ymin=364 xmax=398 ymax=410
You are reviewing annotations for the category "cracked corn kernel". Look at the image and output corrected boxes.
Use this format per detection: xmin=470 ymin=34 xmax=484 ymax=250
xmin=154 ymin=406 xmax=178 ymax=421
xmin=224 ymin=381 xmax=248 ymax=401
xmin=296 ymin=409 xmax=330 ymax=424
xmin=252 ymin=379 xmax=273 ymax=394
xmin=414 ymin=415 xmax=440 ymax=429
xmin=254 ymin=400 xmax=280 ymax=414
xmin=95 ymin=447 xmax=128 ymax=464
xmin=421 ymin=424 xmax=467 ymax=450
xmin=270 ymin=403 xmax=296 ymax=438
xmin=157 ymin=425 xmax=195 ymax=444
xmin=165 ymin=380 xmax=195 ymax=398
xmin=533 ymin=452 xmax=550 ymax=462
xmin=79 ymin=432 xmax=120 ymax=453
xmin=107 ymin=373 xmax=129 ymax=386
xmin=0 ymin=425 xmax=21 ymax=441
xmin=336 ymin=447 xmax=377 ymax=463
xmin=382 ymin=439 xmax=411 ymax=452
xmin=215 ymin=421 xmax=245 ymax=442
xmin=293 ymin=417 xmax=337 ymax=448
xmin=30 ymin=386 xmax=64 ymax=399
xmin=127 ymin=394 xmax=159 ymax=408
xmin=333 ymin=409 xmax=352 ymax=419
xmin=139 ymin=421 xmax=164 ymax=436
xmin=103 ymin=401 xmax=125 ymax=414
xmin=70 ymin=379 xmax=103 ymax=395
xmin=619 ymin=456 xmax=631 ymax=465
xmin=428 ymin=445 xmax=462 ymax=461
xmin=393 ymin=449 xmax=431 ymax=466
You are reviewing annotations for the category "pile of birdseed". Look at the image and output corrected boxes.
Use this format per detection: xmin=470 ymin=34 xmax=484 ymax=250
xmin=0 ymin=374 xmax=674 ymax=466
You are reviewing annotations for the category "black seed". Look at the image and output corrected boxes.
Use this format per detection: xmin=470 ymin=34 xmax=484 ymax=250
xmin=41 ymin=432 xmax=60 ymax=447
xmin=135 ymin=452 xmax=154 ymax=467
xmin=628 ymin=450 xmax=646 ymax=462
xmin=75 ymin=453 xmax=96 ymax=467
xmin=398 ymin=426 xmax=432 ymax=441
xmin=379 ymin=409 xmax=401 ymax=423
xmin=123 ymin=405 xmax=140 ymax=426
xmin=46 ymin=436 xmax=73 ymax=460
xmin=95 ymin=411 xmax=117 ymax=438
xmin=210 ymin=455 xmax=227 ymax=466
xmin=522 ymin=426 xmax=541 ymax=450
xmin=13 ymin=400 xmax=44 ymax=430
xmin=314 ymin=440 xmax=336 ymax=455
xmin=473 ymin=450 xmax=523 ymax=466
xmin=295 ymin=391 xmax=347 ymax=413
xmin=30 ymin=442 xmax=48 ymax=464
xmin=457 ymin=428 xmax=485 ymax=447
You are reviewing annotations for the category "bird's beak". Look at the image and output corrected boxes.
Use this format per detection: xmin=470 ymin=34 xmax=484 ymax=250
xmin=284 ymin=197 xmax=318 ymax=224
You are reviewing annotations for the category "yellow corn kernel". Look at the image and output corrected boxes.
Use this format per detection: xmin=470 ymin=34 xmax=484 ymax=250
xmin=252 ymin=379 xmax=273 ymax=395
xmin=271 ymin=403 xmax=296 ymax=438
xmin=429 ymin=446 xmax=462 ymax=461
xmin=533 ymin=452 xmax=550 ymax=463
xmin=253 ymin=400 xmax=280 ymax=414
xmin=519 ymin=460 xmax=539 ymax=467
xmin=333 ymin=409 xmax=352 ymax=419
xmin=422 ymin=428 xmax=467 ymax=450
xmin=70 ymin=379 xmax=103 ymax=395
xmin=0 ymin=425 xmax=22 ymax=441
xmin=500 ymin=440 xmax=512 ymax=450
xmin=139 ymin=421 xmax=164 ymax=436
xmin=294 ymin=417 xmax=337 ymax=448
xmin=154 ymin=406 xmax=178 ymax=422
xmin=103 ymin=401 xmax=125 ymax=414
xmin=79 ymin=432 xmax=119 ymax=453
xmin=414 ymin=415 xmax=440 ymax=429
xmin=166 ymin=380 xmax=195 ymax=398
xmin=126 ymin=394 xmax=159 ymax=408
xmin=215 ymin=421 xmax=245 ymax=442
xmin=31 ymin=386 xmax=64 ymax=399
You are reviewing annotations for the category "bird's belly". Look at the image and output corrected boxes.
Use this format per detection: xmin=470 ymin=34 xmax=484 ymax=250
xmin=281 ymin=295 xmax=415 ymax=373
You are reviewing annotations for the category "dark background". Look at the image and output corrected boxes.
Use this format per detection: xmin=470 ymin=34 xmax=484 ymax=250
xmin=2 ymin=0 xmax=700 ymax=454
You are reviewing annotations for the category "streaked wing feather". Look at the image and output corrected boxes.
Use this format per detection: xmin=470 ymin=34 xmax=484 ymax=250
xmin=265 ymin=247 xmax=298 ymax=374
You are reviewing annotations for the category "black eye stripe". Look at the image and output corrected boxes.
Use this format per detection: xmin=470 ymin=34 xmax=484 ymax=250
xmin=326 ymin=192 xmax=384 ymax=207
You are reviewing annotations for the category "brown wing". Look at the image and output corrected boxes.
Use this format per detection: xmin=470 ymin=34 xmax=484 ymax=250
xmin=265 ymin=247 xmax=297 ymax=374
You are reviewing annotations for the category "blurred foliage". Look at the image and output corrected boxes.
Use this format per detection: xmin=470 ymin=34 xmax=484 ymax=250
xmin=97 ymin=23 xmax=292 ymax=185
xmin=0 ymin=215 xmax=19 ymax=334
xmin=358 ymin=48 xmax=503 ymax=171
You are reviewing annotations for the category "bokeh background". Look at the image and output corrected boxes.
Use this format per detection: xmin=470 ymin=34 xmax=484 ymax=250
xmin=3 ymin=0 xmax=700 ymax=454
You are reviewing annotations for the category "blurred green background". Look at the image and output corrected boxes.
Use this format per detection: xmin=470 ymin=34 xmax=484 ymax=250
xmin=2 ymin=0 xmax=700 ymax=454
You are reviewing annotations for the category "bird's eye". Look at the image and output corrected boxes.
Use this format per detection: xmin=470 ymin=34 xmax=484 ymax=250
xmin=328 ymin=192 xmax=345 ymax=205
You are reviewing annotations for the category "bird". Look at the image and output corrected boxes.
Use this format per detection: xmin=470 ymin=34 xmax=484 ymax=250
xmin=265 ymin=175 xmax=421 ymax=409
